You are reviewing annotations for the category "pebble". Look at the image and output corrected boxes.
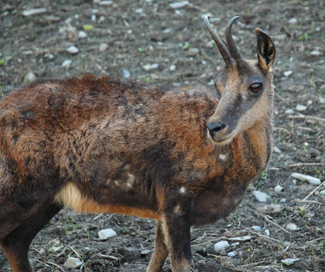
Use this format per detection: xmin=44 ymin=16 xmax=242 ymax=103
xmin=252 ymin=190 xmax=270 ymax=202
xmin=187 ymin=48 xmax=199 ymax=56
xmin=274 ymin=185 xmax=283 ymax=192
xmin=67 ymin=45 xmax=79 ymax=54
xmin=64 ymin=257 xmax=82 ymax=268
xmin=98 ymin=1 xmax=113 ymax=5
xmin=273 ymin=146 xmax=282 ymax=153
xmin=281 ymin=258 xmax=300 ymax=266
xmin=319 ymin=190 xmax=325 ymax=196
xmin=169 ymin=1 xmax=189 ymax=9
xmin=143 ymin=63 xmax=159 ymax=71
xmin=24 ymin=72 xmax=36 ymax=83
xmin=280 ymin=198 xmax=286 ymax=203
xmin=213 ymin=241 xmax=229 ymax=251
xmin=78 ymin=31 xmax=87 ymax=38
xmin=227 ymin=251 xmax=237 ymax=257
xmin=283 ymin=70 xmax=293 ymax=77
xmin=91 ymin=14 xmax=96 ymax=22
xmin=251 ymin=226 xmax=261 ymax=232
xmin=22 ymin=8 xmax=46 ymax=17
xmin=228 ymin=236 xmax=251 ymax=242
xmin=309 ymin=50 xmax=321 ymax=57
xmin=98 ymin=228 xmax=117 ymax=240
xmin=140 ymin=249 xmax=152 ymax=255
xmin=62 ymin=60 xmax=72 ymax=68
xmin=49 ymin=246 xmax=61 ymax=253
xmin=170 ymin=65 xmax=176 ymax=71
xmin=258 ymin=204 xmax=284 ymax=214
xmin=45 ymin=53 xmax=54 ymax=60
xmin=288 ymin=18 xmax=297 ymax=24
xmin=123 ymin=69 xmax=131 ymax=78
xmin=291 ymin=172 xmax=321 ymax=185
xmin=296 ymin=104 xmax=307 ymax=111
xmin=99 ymin=43 xmax=108 ymax=52
xmin=285 ymin=109 xmax=295 ymax=114
xmin=264 ymin=229 xmax=270 ymax=236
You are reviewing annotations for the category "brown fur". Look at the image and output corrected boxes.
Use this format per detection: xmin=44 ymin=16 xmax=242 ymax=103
xmin=0 ymin=25 xmax=276 ymax=272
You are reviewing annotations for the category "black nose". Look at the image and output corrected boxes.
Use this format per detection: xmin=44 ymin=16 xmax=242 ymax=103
xmin=207 ymin=121 xmax=226 ymax=137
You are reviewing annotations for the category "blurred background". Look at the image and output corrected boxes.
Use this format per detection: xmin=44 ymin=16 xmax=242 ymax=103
xmin=0 ymin=0 xmax=325 ymax=271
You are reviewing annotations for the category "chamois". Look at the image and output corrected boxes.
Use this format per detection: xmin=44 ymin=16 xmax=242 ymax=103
xmin=0 ymin=16 xmax=276 ymax=272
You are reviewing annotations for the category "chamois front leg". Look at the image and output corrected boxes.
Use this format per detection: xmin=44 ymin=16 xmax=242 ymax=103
xmin=146 ymin=221 xmax=169 ymax=272
xmin=159 ymin=189 xmax=193 ymax=272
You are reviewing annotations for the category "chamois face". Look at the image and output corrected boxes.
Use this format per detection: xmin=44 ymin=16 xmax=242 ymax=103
xmin=204 ymin=16 xmax=276 ymax=146
xmin=207 ymin=61 xmax=273 ymax=145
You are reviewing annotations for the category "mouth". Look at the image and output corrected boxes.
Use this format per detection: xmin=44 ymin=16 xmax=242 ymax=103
xmin=207 ymin=128 xmax=237 ymax=146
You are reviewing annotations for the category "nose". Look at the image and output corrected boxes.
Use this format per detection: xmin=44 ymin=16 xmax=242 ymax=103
xmin=207 ymin=121 xmax=226 ymax=138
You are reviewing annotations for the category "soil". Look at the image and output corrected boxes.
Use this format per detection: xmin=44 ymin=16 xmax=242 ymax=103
xmin=0 ymin=0 xmax=325 ymax=271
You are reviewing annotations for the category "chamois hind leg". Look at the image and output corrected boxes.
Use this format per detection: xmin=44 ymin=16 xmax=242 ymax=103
xmin=0 ymin=202 xmax=62 ymax=272
xmin=146 ymin=220 xmax=169 ymax=272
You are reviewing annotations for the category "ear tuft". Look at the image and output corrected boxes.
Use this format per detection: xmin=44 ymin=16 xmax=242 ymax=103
xmin=255 ymin=29 xmax=276 ymax=73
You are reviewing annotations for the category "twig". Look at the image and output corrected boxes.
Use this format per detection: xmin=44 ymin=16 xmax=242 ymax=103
xmin=279 ymin=162 xmax=324 ymax=168
xmin=287 ymin=114 xmax=325 ymax=123
xmin=251 ymin=209 xmax=290 ymax=234
xmin=40 ymin=261 xmax=65 ymax=272
xmin=302 ymin=180 xmax=325 ymax=201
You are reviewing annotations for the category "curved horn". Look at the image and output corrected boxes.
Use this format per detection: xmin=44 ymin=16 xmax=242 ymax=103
xmin=225 ymin=16 xmax=245 ymax=69
xmin=204 ymin=16 xmax=233 ymax=67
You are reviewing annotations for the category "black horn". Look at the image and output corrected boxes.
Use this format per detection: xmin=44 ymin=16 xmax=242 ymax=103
xmin=204 ymin=16 xmax=233 ymax=67
xmin=225 ymin=16 xmax=245 ymax=69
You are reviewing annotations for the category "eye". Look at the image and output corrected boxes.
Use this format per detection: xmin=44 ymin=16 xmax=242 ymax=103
xmin=249 ymin=83 xmax=263 ymax=93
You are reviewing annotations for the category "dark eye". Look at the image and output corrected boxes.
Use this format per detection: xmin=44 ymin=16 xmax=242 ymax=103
xmin=249 ymin=83 xmax=263 ymax=93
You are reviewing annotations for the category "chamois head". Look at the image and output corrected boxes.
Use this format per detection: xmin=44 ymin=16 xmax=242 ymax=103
xmin=204 ymin=16 xmax=276 ymax=145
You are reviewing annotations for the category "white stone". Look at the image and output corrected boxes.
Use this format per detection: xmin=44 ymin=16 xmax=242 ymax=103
xmin=286 ymin=223 xmax=299 ymax=231
xmin=281 ymin=258 xmax=300 ymax=266
xmin=135 ymin=8 xmax=143 ymax=13
xmin=49 ymin=246 xmax=61 ymax=253
xmin=251 ymin=226 xmax=261 ymax=232
xmin=296 ymin=104 xmax=307 ymax=111
xmin=98 ymin=228 xmax=117 ymax=240
xmin=78 ymin=31 xmax=87 ymax=38
xmin=285 ymin=109 xmax=295 ymax=114
xmin=91 ymin=14 xmax=96 ymax=22
xmin=67 ymin=45 xmax=79 ymax=54
xmin=143 ymin=63 xmax=159 ymax=71
xmin=123 ymin=69 xmax=131 ymax=78
xmin=64 ymin=257 xmax=82 ymax=268
xmin=170 ymin=65 xmax=176 ymax=71
xmin=264 ymin=229 xmax=270 ymax=236
xmin=228 ymin=236 xmax=251 ymax=242
xmin=309 ymin=50 xmax=321 ymax=57
xmin=283 ymin=70 xmax=293 ymax=77
xmin=227 ymin=251 xmax=237 ymax=257
xmin=99 ymin=43 xmax=108 ymax=52
xmin=62 ymin=60 xmax=72 ymax=68
xmin=169 ymin=1 xmax=189 ymax=9
xmin=98 ymin=1 xmax=113 ymax=5
xmin=188 ymin=48 xmax=199 ymax=56
xmin=24 ymin=72 xmax=36 ymax=83
xmin=273 ymin=146 xmax=282 ymax=153
xmin=288 ymin=18 xmax=297 ymax=24
xmin=252 ymin=190 xmax=270 ymax=202
xmin=22 ymin=8 xmax=46 ymax=17
xmin=291 ymin=172 xmax=321 ymax=185
xmin=319 ymin=190 xmax=325 ymax=196
xmin=213 ymin=241 xmax=229 ymax=251
xmin=274 ymin=185 xmax=283 ymax=192
xmin=257 ymin=204 xmax=284 ymax=214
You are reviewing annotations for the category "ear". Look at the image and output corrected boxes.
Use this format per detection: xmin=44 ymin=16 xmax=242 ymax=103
xmin=255 ymin=28 xmax=276 ymax=73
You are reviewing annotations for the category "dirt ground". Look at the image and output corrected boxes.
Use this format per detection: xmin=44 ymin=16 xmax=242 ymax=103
xmin=0 ymin=0 xmax=325 ymax=271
